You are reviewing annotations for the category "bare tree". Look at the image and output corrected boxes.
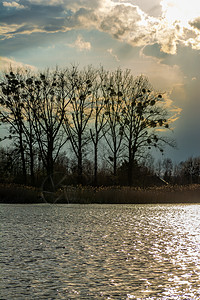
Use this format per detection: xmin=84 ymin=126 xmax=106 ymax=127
xmin=29 ymin=69 xmax=70 ymax=177
xmin=0 ymin=68 xmax=72 ymax=181
xmin=0 ymin=65 xmax=177 ymax=187
xmin=0 ymin=69 xmax=31 ymax=183
xmin=179 ymin=157 xmax=200 ymax=184
xmin=155 ymin=159 xmax=163 ymax=178
xmin=99 ymin=68 xmax=127 ymax=178
xmin=63 ymin=66 xmax=95 ymax=184
xmin=163 ymin=158 xmax=173 ymax=182
xmin=120 ymin=75 xmax=175 ymax=185
xmin=89 ymin=77 xmax=108 ymax=185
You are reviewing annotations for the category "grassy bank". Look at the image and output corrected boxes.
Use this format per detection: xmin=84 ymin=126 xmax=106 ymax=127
xmin=0 ymin=183 xmax=200 ymax=204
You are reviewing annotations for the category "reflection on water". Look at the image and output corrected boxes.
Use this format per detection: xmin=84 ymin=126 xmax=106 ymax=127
xmin=1 ymin=204 xmax=200 ymax=299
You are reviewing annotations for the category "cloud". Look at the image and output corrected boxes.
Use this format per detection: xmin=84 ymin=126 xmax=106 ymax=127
xmin=159 ymin=0 xmax=200 ymax=52
xmin=189 ymin=17 xmax=200 ymax=31
xmin=114 ymin=0 xmax=162 ymax=17
xmin=1 ymin=0 xmax=200 ymax=54
xmin=68 ymin=35 xmax=91 ymax=51
xmin=107 ymin=48 xmax=120 ymax=62
xmin=28 ymin=0 xmax=64 ymax=5
xmin=3 ymin=1 xmax=26 ymax=9
xmin=0 ymin=24 xmax=21 ymax=39
xmin=69 ymin=0 xmax=200 ymax=54
xmin=160 ymin=0 xmax=200 ymax=26
xmin=0 ymin=56 xmax=37 ymax=71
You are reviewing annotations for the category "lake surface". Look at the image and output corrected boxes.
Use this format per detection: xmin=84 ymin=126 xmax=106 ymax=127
xmin=1 ymin=204 xmax=200 ymax=299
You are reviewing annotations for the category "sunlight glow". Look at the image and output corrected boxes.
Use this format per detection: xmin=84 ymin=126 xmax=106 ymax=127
xmin=161 ymin=0 xmax=200 ymax=27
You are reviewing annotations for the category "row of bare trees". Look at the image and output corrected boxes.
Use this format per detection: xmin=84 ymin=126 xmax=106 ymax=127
xmin=154 ymin=156 xmax=200 ymax=184
xmin=0 ymin=66 xmax=174 ymax=186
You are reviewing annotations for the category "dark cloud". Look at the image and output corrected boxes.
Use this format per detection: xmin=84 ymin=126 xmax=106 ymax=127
xmin=7 ymin=24 xmax=36 ymax=34
xmin=55 ymin=0 xmax=102 ymax=10
xmin=0 ymin=2 xmax=65 ymax=25
xmin=43 ymin=25 xmax=66 ymax=32
xmin=189 ymin=17 xmax=200 ymax=31
xmin=64 ymin=7 xmax=97 ymax=29
xmin=100 ymin=4 xmax=140 ymax=38
xmin=97 ymin=4 xmax=152 ymax=48
xmin=131 ymin=34 xmax=146 ymax=45
xmin=0 ymin=1 xmax=96 ymax=41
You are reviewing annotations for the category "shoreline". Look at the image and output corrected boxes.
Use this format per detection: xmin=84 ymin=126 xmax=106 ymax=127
xmin=0 ymin=183 xmax=200 ymax=204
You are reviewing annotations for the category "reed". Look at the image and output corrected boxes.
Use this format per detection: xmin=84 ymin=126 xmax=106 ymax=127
xmin=0 ymin=183 xmax=40 ymax=203
xmin=1 ymin=183 xmax=200 ymax=204
xmin=58 ymin=184 xmax=200 ymax=204
xmin=93 ymin=184 xmax=200 ymax=204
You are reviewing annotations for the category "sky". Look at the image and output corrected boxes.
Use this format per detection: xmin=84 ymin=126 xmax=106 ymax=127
xmin=0 ymin=0 xmax=200 ymax=164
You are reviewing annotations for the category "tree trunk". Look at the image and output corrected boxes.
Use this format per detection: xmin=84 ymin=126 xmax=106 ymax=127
xmin=128 ymin=164 xmax=133 ymax=186
xmin=113 ymin=151 xmax=117 ymax=177
xmin=128 ymin=145 xmax=136 ymax=186
xmin=78 ymin=151 xmax=82 ymax=184
xmin=19 ymin=133 xmax=27 ymax=184
xmin=94 ymin=143 xmax=98 ymax=186
xmin=46 ymin=139 xmax=54 ymax=177
xmin=128 ymin=142 xmax=133 ymax=186
xmin=77 ymin=135 xmax=83 ymax=184
xmin=29 ymin=138 xmax=35 ymax=185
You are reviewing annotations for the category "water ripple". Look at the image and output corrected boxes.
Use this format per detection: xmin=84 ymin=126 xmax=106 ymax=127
xmin=1 ymin=204 xmax=200 ymax=299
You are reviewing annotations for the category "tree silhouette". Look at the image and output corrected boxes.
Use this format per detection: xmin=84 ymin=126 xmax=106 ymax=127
xmin=63 ymin=66 xmax=95 ymax=184
xmin=99 ymin=68 xmax=126 ymax=178
xmin=0 ymin=69 xmax=30 ymax=183
xmin=120 ymin=75 xmax=175 ymax=185
xmin=0 ymin=65 xmax=177 ymax=187
xmin=29 ymin=69 xmax=70 ymax=177
xmin=90 ymin=78 xmax=107 ymax=185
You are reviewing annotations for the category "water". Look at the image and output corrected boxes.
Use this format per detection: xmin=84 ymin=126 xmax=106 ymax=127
xmin=1 ymin=204 xmax=200 ymax=299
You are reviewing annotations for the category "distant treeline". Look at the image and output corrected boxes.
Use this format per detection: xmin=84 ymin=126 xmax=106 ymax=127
xmin=0 ymin=65 xmax=181 ymax=186
xmin=0 ymin=145 xmax=199 ymax=187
